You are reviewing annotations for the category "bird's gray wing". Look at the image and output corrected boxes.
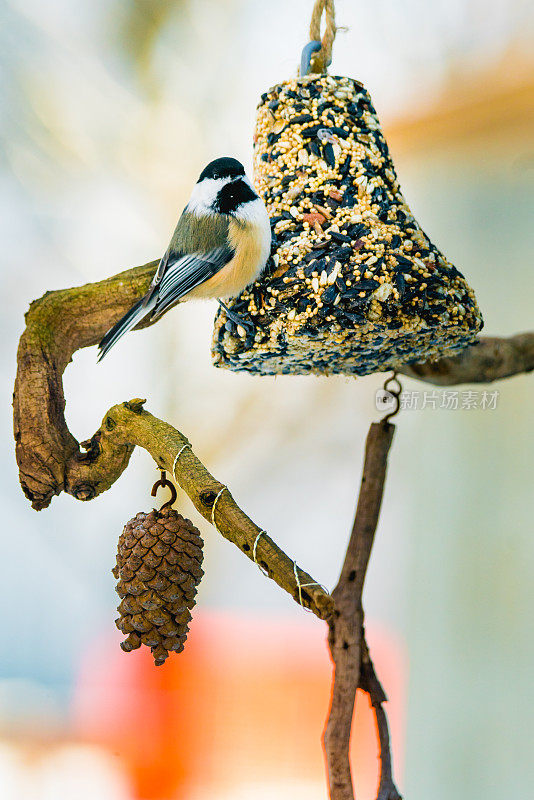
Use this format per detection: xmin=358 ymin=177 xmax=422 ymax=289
xmin=152 ymin=208 xmax=231 ymax=288
xmin=98 ymin=211 xmax=233 ymax=359
xmin=150 ymin=245 xmax=234 ymax=320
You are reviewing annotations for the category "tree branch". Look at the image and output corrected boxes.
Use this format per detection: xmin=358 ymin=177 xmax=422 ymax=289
xmin=324 ymin=421 xmax=400 ymax=800
xmin=83 ymin=398 xmax=335 ymax=620
xmin=398 ymin=332 xmax=534 ymax=386
xmin=13 ymin=262 xmax=532 ymax=800
xmin=12 ymin=260 xmax=532 ymax=509
xmin=359 ymin=636 xmax=401 ymax=800
xmin=13 ymin=261 xmax=157 ymax=509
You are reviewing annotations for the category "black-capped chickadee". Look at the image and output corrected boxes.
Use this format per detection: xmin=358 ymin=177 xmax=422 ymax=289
xmin=98 ymin=157 xmax=271 ymax=360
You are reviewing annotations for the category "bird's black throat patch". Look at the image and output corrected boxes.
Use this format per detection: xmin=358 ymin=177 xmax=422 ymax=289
xmin=214 ymin=179 xmax=257 ymax=214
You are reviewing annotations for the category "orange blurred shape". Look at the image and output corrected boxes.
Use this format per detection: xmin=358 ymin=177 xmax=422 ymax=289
xmin=72 ymin=611 xmax=405 ymax=800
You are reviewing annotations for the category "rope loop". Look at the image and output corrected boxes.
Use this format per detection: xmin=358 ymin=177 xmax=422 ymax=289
xmin=308 ymin=0 xmax=337 ymax=74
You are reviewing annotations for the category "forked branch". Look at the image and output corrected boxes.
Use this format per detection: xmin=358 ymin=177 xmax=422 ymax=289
xmin=12 ymin=260 xmax=534 ymax=510
xmin=76 ymin=398 xmax=335 ymax=620
xmin=324 ymin=421 xmax=400 ymax=800
xmin=12 ymin=260 xmax=533 ymax=800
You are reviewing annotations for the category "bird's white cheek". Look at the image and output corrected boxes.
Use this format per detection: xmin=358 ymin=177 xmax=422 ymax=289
xmin=187 ymin=177 xmax=229 ymax=214
xmin=234 ymin=196 xmax=267 ymax=225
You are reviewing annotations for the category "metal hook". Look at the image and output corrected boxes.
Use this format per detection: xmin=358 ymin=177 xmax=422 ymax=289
xmin=382 ymin=371 xmax=403 ymax=424
xmin=300 ymin=40 xmax=322 ymax=76
xmin=151 ymin=470 xmax=177 ymax=511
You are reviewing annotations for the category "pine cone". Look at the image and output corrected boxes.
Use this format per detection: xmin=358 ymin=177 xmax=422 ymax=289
xmin=113 ymin=507 xmax=204 ymax=666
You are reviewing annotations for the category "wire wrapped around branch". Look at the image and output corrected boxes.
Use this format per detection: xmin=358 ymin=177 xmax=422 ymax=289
xmin=12 ymin=256 xmax=532 ymax=510
xmin=98 ymin=399 xmax=335 ymax=621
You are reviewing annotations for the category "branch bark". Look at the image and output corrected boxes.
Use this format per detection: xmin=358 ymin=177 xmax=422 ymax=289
xmin=398 ymin=332 xmax=534 ymax=386
xmin=13 ymin=261 xmax=157 ymax=509
xmin=12 ymin=260 xmax=533 ymax=800
xmin=12 ymin=259 xmax=533 ymax=509
xmin=86 ymin=398 xmax=335 ymax=620
xmin=359 ymin=636 xmax=401 ymax=800
xmin=324 ymin=421 xmax=400 ymax=800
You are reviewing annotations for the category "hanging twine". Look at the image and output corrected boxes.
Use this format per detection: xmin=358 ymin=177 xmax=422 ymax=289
xmin=309 ymin=0 xmax=337 ymax=74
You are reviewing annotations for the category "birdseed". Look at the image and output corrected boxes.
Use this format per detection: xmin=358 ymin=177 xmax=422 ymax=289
xmin=212 ymin=75 xmax=483 ymax=376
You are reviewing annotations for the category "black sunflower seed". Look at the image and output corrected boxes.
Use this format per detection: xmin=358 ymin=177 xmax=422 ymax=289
xmin=317 ymin=101 xmax=334 ymax=115
xmin=355 ymin=279 xmax=378 ymax=291
xmin=395 ymin=273 xmax=406 ymax=296
xmin=280 ymin=173 xmax=297 ymax=186
xmin=328 ymin=126 xmax=349 ymax=138
xmin=334 ymin=246 xmax=351 ymax=262
xmin=349 ymin=223 xmax=368 ymax=238
xmin=344 ymin=291 xmax=369 ymax=305
xmin=323 ymin=143 xmax=336 ymax=167
xmin=395 ymin=255 xmax=413 ymax=268
xmin=322 ymin=285 xmax=337 ymax=305
xmin=329 ymin=231 xmax=351 ymax=244
xmin=300 ymin=124 xmax=323 ymax=139
xmin=290 ymin=114 xmax=313 ymax=125
xmin=342 ymin=311 xmax=366 ymax=323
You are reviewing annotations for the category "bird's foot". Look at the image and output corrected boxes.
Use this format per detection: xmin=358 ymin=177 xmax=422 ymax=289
xmin=218 ymin=301 xmax=256 ymax=348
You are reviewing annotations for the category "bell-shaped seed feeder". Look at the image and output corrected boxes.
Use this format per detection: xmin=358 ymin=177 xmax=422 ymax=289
xmin=212 ymin=74 xmax=483 ymax=376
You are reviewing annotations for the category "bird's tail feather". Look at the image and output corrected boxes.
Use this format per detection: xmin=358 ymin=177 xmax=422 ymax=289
xmin=97 ymin=296 xmax=154 ymax=361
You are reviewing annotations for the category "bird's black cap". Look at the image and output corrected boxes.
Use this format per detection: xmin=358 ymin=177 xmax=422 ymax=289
xmin=197 ymin=157 xmax=245 ymax=182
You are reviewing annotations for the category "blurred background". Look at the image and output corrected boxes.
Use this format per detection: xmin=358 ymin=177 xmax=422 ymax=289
xmin=1 ymin=0 xmax=533 ymax=798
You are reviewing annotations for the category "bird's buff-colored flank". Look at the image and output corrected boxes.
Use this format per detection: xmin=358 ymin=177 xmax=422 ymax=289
xmin=186 ymin=211 xmax=271 ymax=300
xmin=97 ymin=157 xmax=271 ymax=360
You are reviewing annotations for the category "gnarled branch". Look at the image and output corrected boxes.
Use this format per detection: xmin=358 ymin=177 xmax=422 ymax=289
xmin=324 ymin=421 xmax=401 ymax=800
xmin=398 ymin=332 xmax=534 ymax=386
xmin=359 ymin=636 xmax=401 ymax=800
xmin=13 ymin=261 xmax=157 ymax=509
xmin=80 ymin=398 xmax=335 ymax=620
xmin=13 ymin=260 xmax=533 ymax=800
xmin=13 ymin=259 xmax=533 ymax=509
